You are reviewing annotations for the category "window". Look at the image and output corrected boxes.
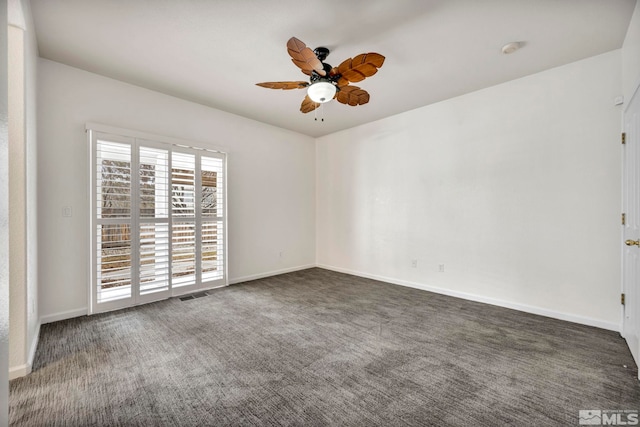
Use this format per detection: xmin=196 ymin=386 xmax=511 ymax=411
xmin=89 ymin=127 xmax=226 ymax=314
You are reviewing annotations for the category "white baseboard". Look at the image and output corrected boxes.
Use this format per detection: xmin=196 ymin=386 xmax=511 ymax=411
xmin=36 ymin=263 xmax=616 ymax=336
xmin=40 ymin=307 xmax=87 ymax=324
xmin=229 ymin=264 xmax=316 ymax=285
xmin=9 ymin=364 xmax=30 ymax=380
xmin=316 ymin=264 xmax=620 ymax=332
xmin=38 ymin=266 xmax=315 ymax=322
xmin=38 ymin=266 xmax=315 ymax=323
xmin=27 ymin=321 xmax=40 ymax=369
xmin=9 ymin=321 xmax=42 ymax=380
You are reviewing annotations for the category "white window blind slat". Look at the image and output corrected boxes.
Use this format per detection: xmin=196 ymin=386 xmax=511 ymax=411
xmin=96 ymin=140 xmax=132 ymax=219
xmin=172 ymin=222 xmax=196 ymax=287
xmin=139 ymin=223 xmax=170 ymax=295
xmin=95 ymin=222 xmax=132 ymax=303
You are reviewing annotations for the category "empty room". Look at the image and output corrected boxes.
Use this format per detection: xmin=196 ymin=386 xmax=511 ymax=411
xmin=2 ymin=0 xmax=640 ymax=425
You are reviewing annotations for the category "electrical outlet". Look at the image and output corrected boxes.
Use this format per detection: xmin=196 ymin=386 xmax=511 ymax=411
xmin=438 ymin=264 xmax=445 ymax=273
xmin=411 ymin=259 xmax=418 ymax=268
xmin=62 ymin=206 xmax=72 ymax=217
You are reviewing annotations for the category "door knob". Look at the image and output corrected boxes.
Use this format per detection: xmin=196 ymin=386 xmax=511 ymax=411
xmin=625 ymin=239 xmax=640 ymax=246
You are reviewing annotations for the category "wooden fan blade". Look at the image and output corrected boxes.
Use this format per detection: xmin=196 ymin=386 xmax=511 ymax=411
xmin=300 ymin=95 xmax=320 ymax=113
xmin=355 ymin=52 xmax=385 ymax=68
xmin=287 ymin=37 xmax=326 ymax=77
xmin=336 ymin=77 xmax=350 ymax=88
xmin=335 ymin=86 xmax=370 ymax=106
xmin=337 ymin=53 xmax=385 ymax=83
xmin=256 ymin=81 xmax=309 ymax=90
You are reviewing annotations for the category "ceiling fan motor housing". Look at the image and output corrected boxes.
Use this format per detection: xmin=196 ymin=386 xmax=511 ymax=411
xmin=314 ymin=46 xmax=330 ymax=61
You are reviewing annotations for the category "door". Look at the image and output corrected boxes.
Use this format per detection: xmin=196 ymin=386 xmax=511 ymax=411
xmin=622 ymin=85 xmax=640 ymax=371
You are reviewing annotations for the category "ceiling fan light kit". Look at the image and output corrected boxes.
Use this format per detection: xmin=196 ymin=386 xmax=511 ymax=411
xmin=256 ymin=37 xmax=385 ymax=115
xmin=307 ymin=80 xmax=337 ymax=103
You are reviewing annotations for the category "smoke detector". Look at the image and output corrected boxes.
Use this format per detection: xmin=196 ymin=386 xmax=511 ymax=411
xmin=501 ymin=42 xmax=521 ymax=55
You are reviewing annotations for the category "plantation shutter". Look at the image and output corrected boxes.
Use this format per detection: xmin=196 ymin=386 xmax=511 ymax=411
xmin=89 ymin=126 xmax=227 ymax=314
xmin=139 ymin=144 xmax=170 ymax=298
xmin=94 ymin=135 xmax=134 ymax=309
xmin=171 ymin=151 xmax=197 ymax=288
xmin=201 ymin=155 xmax=225 ymax=282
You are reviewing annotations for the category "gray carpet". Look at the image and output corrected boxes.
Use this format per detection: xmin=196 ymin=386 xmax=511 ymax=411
xmin=9 ymin=268 xmax=640 ymax=426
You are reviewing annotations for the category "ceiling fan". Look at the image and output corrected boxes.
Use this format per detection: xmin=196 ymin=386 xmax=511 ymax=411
xmin=256 ymin=37 xmax=385 ymax=115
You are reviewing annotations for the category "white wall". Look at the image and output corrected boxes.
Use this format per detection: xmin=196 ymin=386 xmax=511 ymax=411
xmin=0 ymin=0 xmax=10 ymax=422
xmin=38 ymin=59 xmax=316 ymax=322
xmin=24 ymin=0 xmax=38 ymax=364
xmin=622 ymin=0 xmax=640 ymax=103
xmin=317 ymin=50 xmax=622 ymax=330
xmin=8 ymin=0 xmax=38 ymax=379
xmin=8 ymin=24 xmax=26 ymax=372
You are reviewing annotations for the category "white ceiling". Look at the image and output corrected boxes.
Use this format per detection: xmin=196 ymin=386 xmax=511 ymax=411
xmin=30 ymin=0 xmax=637 ymax=138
